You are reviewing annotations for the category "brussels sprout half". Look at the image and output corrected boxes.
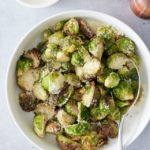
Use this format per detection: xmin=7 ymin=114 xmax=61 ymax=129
xmin=41 ymin=72 xmax=65 ymax=94
xmin=42 ymin=28 xmax=52 ymax=41
xmin=88 ymin=37 xmax=104 ymax=59
xmin=64 ymin=122 xmax=90 ymax=136
xmin=63 ymin=18 xmax=79 ymax=35
xmin=116 ymin=37 xmax=135 ymax=56
xmin=33 ymin=113 xmax=47 ymax=138
xmin=57 ymin=134 xmax=82 ymax=150
xmin=46 ymin=121 xmax=61 ymax=134
xmin=113 ymin=80 xmax=134 ymax=101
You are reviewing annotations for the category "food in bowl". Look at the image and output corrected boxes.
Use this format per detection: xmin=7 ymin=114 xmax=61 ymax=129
xmin=15 ymin=18 xmax=140 ymax=150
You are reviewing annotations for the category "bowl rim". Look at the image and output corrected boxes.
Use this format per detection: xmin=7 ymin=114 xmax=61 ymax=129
xmin=5 ymin=10 xmax=150 ymax=149
xmin=16 ymin=0 xmax=59 ymax=8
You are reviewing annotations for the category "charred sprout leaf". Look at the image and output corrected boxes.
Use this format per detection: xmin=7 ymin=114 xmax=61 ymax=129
xmin=42 ymin=28 xmax=52 ymax=41
xmin=100 ymin=119 xmax=118 ymax=138
xmin=56 ymin=109 xmax=75 ymax=126
xmin=130 ymin=54 xmax=140 ymax=66
xmin=33 ymin=82 xmax=48 ymax=101
xmin=24 ymin=48 xmax=40 ymax=68
xmin=82 ymin=82 xmax=95 ymax=107
xmin=19 ymin=91 xmax=37 ymax=112
xmin=113 ymin=80 xmax=134 ymax=101
xmin=118 ymin=66 xmax=130 ymax=79
xmin=16 ymin=57 xmax=33 ymax=77
xmin=83 ymin=58 xmax=101 ymax=79
xmin=61 ymin=62 xmax=73 ymax=73
xmin=96 ymin=25 xmax=115 ymax=43
xmin=65 ymin=73 xmax=81 ymax=87
xmin=46 ymin=121 xmax=61 ymax=134
xmin=35 ymin=103 xmax=56 ymax=120
xmin=64 ymin=122 xmax=90 ymax=136
xmin=116 ymin=37 xmax=135 ymax=56
xmin=71 ymin=88 xmax=84 ymax=102
xmin=65 ymin=100 xmax=78 ymax=117
xmin=79 ymin=19 xmax=94 ymax=39
xmin=17 ymin=69 xmax=39 ymax=91
xmin=88 ymin=37 xmax=104 ymax=59
xmin=55 ymin=20 xmax=65 ymax=31
xmin=104 ymin=72 xmax=120 ymax=88
xmin=57 ymin=134 xmax=82 ymax=150
xmin=42 ymin=43 xmax=58 ymax=61
xmin=107 ymin=53 xmax=129 ymax=70
xmin=110 ymin=108 xmax=121 ymax=120
xmin=33 ymin=113 xmax=47 ymax=138
xmin=41 ymin=72 xmax=65 ymax=94
xmin=78 ymin=102 xmax=90 ymax=121
xmin=48 ymin=31 xmax=64 ymax=45
xmin=63 ymin=18 xmax=79 ymax=35
xmin=81 ymin=132 xmax=99 ymax=150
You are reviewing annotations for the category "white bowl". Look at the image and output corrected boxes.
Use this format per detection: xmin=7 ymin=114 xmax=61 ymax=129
xmin=16 ymin=0 xmax=59 ymax=8
xmin=6 ymin=10 xmax=150 ymax=150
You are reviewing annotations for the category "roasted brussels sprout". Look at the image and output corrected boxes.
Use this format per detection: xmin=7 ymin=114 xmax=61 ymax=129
xmin=100 ymin=118 xmax=118 ymax=138
xmin=79 ymin=19 xmax=94 ymax=39
xmin=57 ymin=85 xmax=74 ymax=107
xmin=63 ymin=18 xmax=79 ymax=35
xmin=60 ymin=36 xmax=83 ymax=54
xmin=48 ymin=31 xmax=64 ymax=45
xmin=33 ymin=113 xmax=47 ymax=138
xmin=64 ymin=73 xmax=81 ymax=87
xmin=33 ymin=82 xmax=48 ymax=101
xmin=56 ymin=109 xmax=75 ymax=126
xmin=113 ymin=80 xmax=134 ymax=101
xmin=56 ymin=51 xmax=70 ymax=62
xmin=104 ymin=72 xmax=120 ymax=88
xmin=88 ymin=37 xmax=104 ymax=59
xmin=75 ymin=66 xmax=84 ymax=80
xmin=42 ymin=43 xmax=58 ymax=61
xmin=110 ymin=108 xmax=121 ymax=121
xmin=35 ymin=103 xmax=56 ymax=120
xmin=107 ymin=53 xmax=129 ymax=70
xmin=16 ymin=57 xmax=32 ymax=77
xmin=41 ymin=72 xmax=65 ymax=94
xmin=65 ymin=100 xmax=78 ymax=117
xmin=115 ymin=99 xmax=131 ymax=108
xmin=116 ymin=37 xmax=135 ymax=56
xmin=55 ymin=20 xmax=65 ymax=31
xmin=24 ymin=48 xmax=40 ymax=68
xmin=105 ymin=44 xmax=119 ymax=56
xmin=61 ymin=62 xmax=73 ymax=73
xmin=17 ymin=69 xmax=39 ymax=91
xmin=46 ymin=121 xmax=61 ymax=134
xmin=82 ymin=82 xmax=95 ymax=107
xmin=81 ymin=131 xmax=99 ymax=150
xmin=19 ymin=91 xmax=37 ymax=112
xmin=83 ymin=58 xmax=101 ymax=79
xmin=64 ymin=122 xmax=90 ymax=136
xmin=96 ymin=25 xmax=115 ymax=43
xmin=57 ymin=134 xmax=82 ymax=150
xmin=42 ymin=28 xmax=52 ymax=41
xmin=78 ymin=102 xmax=90 ymax=121
xmin=130 ymin=54 xmax=140 ymax=66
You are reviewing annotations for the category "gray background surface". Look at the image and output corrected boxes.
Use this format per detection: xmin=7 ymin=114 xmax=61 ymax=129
xmin=0 ymin=0 xmax=150 ymax=149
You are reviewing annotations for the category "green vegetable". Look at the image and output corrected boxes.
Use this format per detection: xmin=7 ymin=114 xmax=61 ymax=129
xmin=113 ymin=80 xmax=134 ymax=101
xmin=33 ymin=113 xmax=46 ymax=138
xmin=46 ymin=121 xmax=61 ymax=134
xmin=63 ymin=18 xmax=79 ymax=35
xmin=55 ymin=20 xmax=65 ymax=31
xmin=57 ymin=134 xmax=82 ymax=150
xmin=104 ymin=72 xmax=120 ymax=88
xmin=105 ymin=44 xmax=119 ymax=56
xmin=64 ymin=122 xmax=90 ymax=136
xmin=78 ymin=102 xmax=90 ymax=121
xmin=41 ymin=72 xmax=65 ymax=94
xmin=16 ymin=57 xmax=32 ymax=76
xmin=88 ymin=37 xmax=104 ymax=59
xmin=116 ymin=37 xmax=135 ymax=56
xmin=42 ymin=28 xmax=52 ymax=41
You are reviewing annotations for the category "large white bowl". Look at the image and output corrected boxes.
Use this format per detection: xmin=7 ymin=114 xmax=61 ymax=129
xmin=6 ymin=10 xmax=150 ymax=150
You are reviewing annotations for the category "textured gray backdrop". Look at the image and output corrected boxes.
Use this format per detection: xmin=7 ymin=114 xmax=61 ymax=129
xmin=0 ymin=0 xmax=150 ymax=149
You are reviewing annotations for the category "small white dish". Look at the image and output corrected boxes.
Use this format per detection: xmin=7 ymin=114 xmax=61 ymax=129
xmin=16 ymin=0 xmax=59 ymax=8
xmin=6 ymin=10 xmax=150 ymax=150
